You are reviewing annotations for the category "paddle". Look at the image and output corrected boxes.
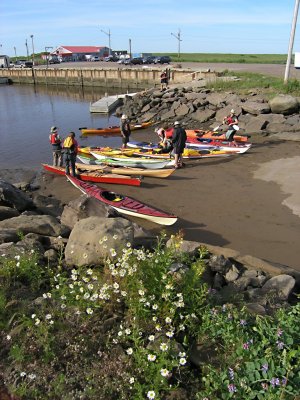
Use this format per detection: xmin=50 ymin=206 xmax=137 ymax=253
xmin=79 ymin=127 xmax=87 ymax=130
xmin=213 ymin=124 xmax=221 ymax=132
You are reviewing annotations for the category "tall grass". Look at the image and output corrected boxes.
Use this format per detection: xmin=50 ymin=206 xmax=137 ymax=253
xmin=206 ymin=71 xmax=300 ymax=96
xmin=154 ymin=53 xmax=289 ymax=64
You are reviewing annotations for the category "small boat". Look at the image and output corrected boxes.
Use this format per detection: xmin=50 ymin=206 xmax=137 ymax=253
xmin=185 ymin=138 xmax=252 ymax=154
xmin=79 ymin=122 xmax=152 ymax=136
xmin=42 ymin=164 xmax=141 ymax=186
xmin=67 ymin=175 xmax=178 ymax=226
xmin=90 ymin=152 xmax=173 ymax=169
xmin=165 ymin=127 xmax=250 ymax=142
xmin=75 ymin=161 xmax=175 ymax=178
xmin=78 ymin=146 xmax=135 ymax=156
xmin=92 ymin=148 xmax=234 ymax=160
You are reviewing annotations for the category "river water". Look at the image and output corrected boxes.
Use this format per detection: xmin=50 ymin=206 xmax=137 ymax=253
xmin=0 ymin=84 xmax=129 ymax=169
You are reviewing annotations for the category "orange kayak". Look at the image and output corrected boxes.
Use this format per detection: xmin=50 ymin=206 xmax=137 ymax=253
xmin=165 ymin=127 xmax=249 ymax=142
xmin=79 ymin=122 xmax=152 ymax=135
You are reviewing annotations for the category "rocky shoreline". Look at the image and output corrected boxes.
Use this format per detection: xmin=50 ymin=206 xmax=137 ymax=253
xmin=0 ymin=175 xmax=299 ymax=317
xmin=117 ymin=85 xmax=300 ymax=140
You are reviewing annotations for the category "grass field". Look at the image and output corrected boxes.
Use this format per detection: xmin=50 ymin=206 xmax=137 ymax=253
xmin=154 ymin=53 xmax=289 ymax=64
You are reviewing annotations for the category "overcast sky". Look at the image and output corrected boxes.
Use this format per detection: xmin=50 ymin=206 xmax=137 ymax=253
xmin=1 ymin=0 xmax=300 ymax=57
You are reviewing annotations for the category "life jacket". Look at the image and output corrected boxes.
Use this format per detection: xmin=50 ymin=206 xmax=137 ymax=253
xmin=63 ymin=136 xmax=74 ymax=149
xmin=50 ymin=133 xmax=61 ymax=145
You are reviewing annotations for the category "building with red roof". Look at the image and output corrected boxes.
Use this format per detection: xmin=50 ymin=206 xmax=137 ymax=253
xmin=51 ymin=46 xmax=110 ymax=61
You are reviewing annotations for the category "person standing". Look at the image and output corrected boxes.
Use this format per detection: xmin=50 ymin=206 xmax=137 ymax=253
xmin=63 ymin=132 xmax=78 ymax=176
xmin=49 ymin=126 xmax=63 ymax=167
xmin=120 ymin=114 xmax=131 ymax=149
xmin=223 ymin=109 xmax=239 ymax=142
xmin=160 ymin=70 xmax=168 ymax=90
xmin=172 ymin=121 xmax=187 ymax=169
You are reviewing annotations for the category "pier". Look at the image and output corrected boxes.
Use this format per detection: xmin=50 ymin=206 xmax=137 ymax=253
xmin=89 ymin=92 xmax=137 ymax=113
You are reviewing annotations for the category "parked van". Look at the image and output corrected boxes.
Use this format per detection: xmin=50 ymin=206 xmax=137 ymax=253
xmin=0 ymin=55 xmax=11 ymax=68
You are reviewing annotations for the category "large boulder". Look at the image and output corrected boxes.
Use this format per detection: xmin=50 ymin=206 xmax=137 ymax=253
xmin=0 ymin=179 xmax=35 ymax=211
xmin=242 ymin=101 xmax=271 ymax=115
xmin=61 ymin=194 xmax=114 ymax=229
xmin=65 ymin=217 xmax=134 ymax=266
xmin=269 ymin=95 xmax=299 ymax=115
xmin=0 ymin=206 xmax=19 ymax=221
xmin=0 ymin=215 xmax=69 ymax=237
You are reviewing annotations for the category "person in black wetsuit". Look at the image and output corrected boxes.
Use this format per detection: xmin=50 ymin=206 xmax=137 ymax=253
xmin=172 ymin=121 xmax=187 ymax=169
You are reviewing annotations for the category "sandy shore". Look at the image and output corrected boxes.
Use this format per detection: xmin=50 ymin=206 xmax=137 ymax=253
xmin=2 ymin=131 xmax=300 ymax=272
xmin=32 ymin=131 xmax=300 ymax=272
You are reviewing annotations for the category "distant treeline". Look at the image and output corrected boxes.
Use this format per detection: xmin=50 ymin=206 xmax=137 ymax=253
xmin=154 ymin=53 xmax=290 ymax=64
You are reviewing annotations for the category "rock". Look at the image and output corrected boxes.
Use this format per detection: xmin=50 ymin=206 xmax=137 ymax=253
xmin=0 ymin=230 xmax=19 ymax=244
xmin=262 ymin=274 xmax=296 ymax=300
xmin=269 ymin=95 xmax=299 ymax=115
xmin=224 ymin=265 xmax=240 ymax=282
xmin=0 ymin=179 xmax=35 ymax=211
xmin=0 ymin=206 xmax=20 ymax=221
xmin=272 ymin=132 xmax=300 ymax=141
xmin=190 ymin=109 xmax=216 ymax=123
xmin=245 ymin=303 xmax=266 ymax=316
xmin=208 ymin=254 xmax=231 ymax=274
xmin=65 ymin=217 xmax=134 ymax=267
xmin=243 ymin=115 xmax=268 ymax=133
xmin=31 ymin=193 xmax=63 ymax=217
xmin=61 ymin=195 xmax=113 ymax=229
xmin=242 ymin=101 xmax=270 ymax=115
xmin=0 ymin=215 xmax=70 ymax=237
xmin=175 ymin=103 xmax=190 ymax=117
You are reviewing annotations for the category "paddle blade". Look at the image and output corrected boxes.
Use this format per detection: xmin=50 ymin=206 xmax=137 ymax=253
xmin=213 ymin=125 xmax=220 ymax=132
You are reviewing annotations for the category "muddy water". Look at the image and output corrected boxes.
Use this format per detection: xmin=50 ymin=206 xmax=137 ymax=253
xmin=0 ymin=84 xmax=127 ymax=169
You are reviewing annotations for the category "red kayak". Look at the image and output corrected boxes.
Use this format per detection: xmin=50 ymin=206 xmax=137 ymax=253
xmin=42 ymin=164 xmax=141 ymax=187
xmin=67 ymin=175 xmax=178 ymax=226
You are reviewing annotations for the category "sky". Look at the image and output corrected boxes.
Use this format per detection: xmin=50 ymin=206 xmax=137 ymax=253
xmin=1 ymin=0 xmax=300 ymax=57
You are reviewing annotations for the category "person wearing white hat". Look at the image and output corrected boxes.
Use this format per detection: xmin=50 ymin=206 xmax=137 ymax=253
xmin=172 ymin=121 xmax=187 ymax=168
xmin=49 ymin=126 xmax=63 ymax=167
xmin=120 ymin=114 xmax=131 ymax=149
xmin=223 ymin=109 xmax=239 ymax=142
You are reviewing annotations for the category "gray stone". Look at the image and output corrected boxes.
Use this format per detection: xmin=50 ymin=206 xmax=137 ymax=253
xmin=65 ymin=217 xmax=134 ymax=266
xmin=208 ymin=254 xmax=231 ymax=274
xmin=0 ymin=214 xmax=70 ymax=237
xmin=225 ymin=265 xmax=240 ymax=282
xmin=262 ymin=274 xmax=295 ymax=301
xmin=0 ymin=206 xmax=19 ymax=221
xmin=0 ymin=230 xmax=19 ymax=244
xmin=190 ymin=109 xmax=216 ymax=123
xmin=0 ymin=179 xmax=35 ymax=211
xmin=245 ymin=303 xmax=266 ymax=316
xmin=242 ymin=101 xmax=270 ymax=115
xmin=61 ymin=195 xmax=113 ymax=229
xmin=269 ymin=95 xmax=299 ymax=115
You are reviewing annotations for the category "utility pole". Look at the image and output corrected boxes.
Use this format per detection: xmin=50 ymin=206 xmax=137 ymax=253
xmin=129 ymin=38 xmax=132 ymax=58
xmin=284 ymin=0 xmax=300 ymax=84
xmin=14 ymin=46 xmax=17 ymax=60
xmin=171 ymin=29 xmax=182 ymax=60
xmin=101 ymin=28 xmax=111 ymax=56
xmin=25 ymin=39 xmax=29 ymax=60
xmin=30 ymin=34 xmax=35 ymax=65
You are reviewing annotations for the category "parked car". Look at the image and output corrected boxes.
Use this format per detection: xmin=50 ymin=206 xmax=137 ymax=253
xmin=91 ymin=56 xmax=100 ymax=62
xmin=154 ymin=56 xmax=171 ymax=64
xmin=130 ymin=57 xmax=144 ymax=65
xmin=143 ymin=56 xmax=156 ymax=64
xmin=123 ymin=58 xmax=132 ymax=65
xmin=49 ymin=57 xmax=60 ymax=64
xmin=14 ymin=60 xmax=33 ymax=68
xmin=104 ymin=55 xmax=119 ymax=62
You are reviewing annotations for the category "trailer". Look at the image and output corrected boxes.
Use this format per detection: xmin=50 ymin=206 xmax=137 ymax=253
xmin=294 ymin=52 xmax=300 ymax=69
xmin=0 ymin=55 xmax=10 ymax=68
